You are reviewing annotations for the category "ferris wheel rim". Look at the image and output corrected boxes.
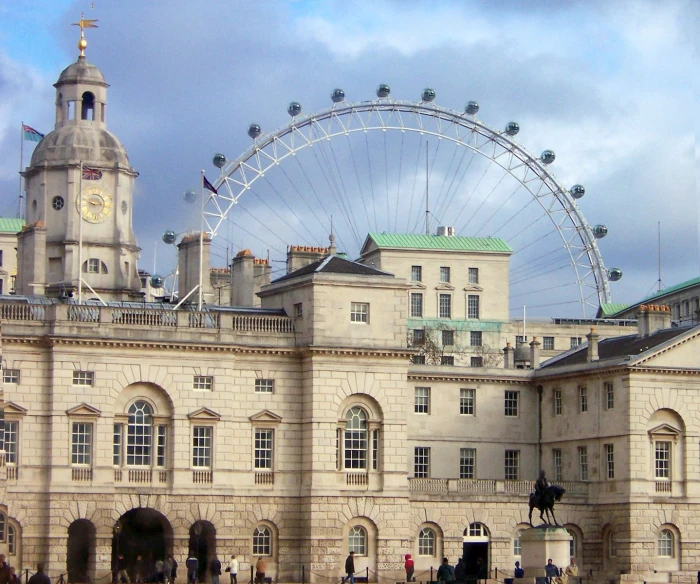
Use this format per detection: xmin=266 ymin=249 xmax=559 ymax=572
xmin=204 ymin=98 xmax=611 ymax=310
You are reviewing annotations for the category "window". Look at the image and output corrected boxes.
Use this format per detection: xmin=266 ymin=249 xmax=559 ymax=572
xmin=73 ymin=371 xmax=94 ymax=386
xmin=460 ymin=388 xmax=475 ymax=415
xmin=516 ymin=335 xmax=528 ymax=344
xmin=414 ymin=387 xmax=430 ymax=414
xmin=348 ymin=526 xmax=367 ymax=555
xmin=655 ymin=441 xmax=671 ymax=479
xmin=412 ymin=355 xmax=426 ymax=365
xmin=570 ymin=337 xmax=582 ymax=349
xmin=504 ymin=391 xmax=519 ymax=417
xmin=470 ymin=331 xmax=482 ymax=346
xmin=418 ymin=528 xmax=435 ymax=556
xmin=192 ymin=426 xmax=212 ymax=468
xmin=567 ymin=529 xmax=577 ymax=559
xmin=658 ymin=530 xmax=673 ymax=557
xmin=410 ymin=293 xmax=424 ymax=317
xmin=344 ymin=407 xmax=367 ymax=470
xmin=7 ymin=524 xmax=15 ymax=555
xmin=113 ymin=424 xmax=122 ymax=466
xmin=505 ymin=450 xmax=520 ymax=480
xmin=2 ymin=369 xmax=19 ymax=384
xmin=412 ymin=329 xmax=425 ymax=345
xmin=351 ymin=302 xmax=369 ymax=323
xmin=253 ymin=526 xmax=272 ymax=556
xmin=414 ymin=447 xmax=430 ymax=478
xmin=439 ymin=294 xmax=452 ymax=318
xmin=605 ymin=444 xmax=615 ymax=479
xmin=605 ymin=382 xmax=614 ymax=410
xmin=411 ymin=266 xmax=422 ymax=282
xmin=467 ymin=295 xmax=480 ymax=319
xmin=156 ymin=425 xmax=166 ymax=467
xmin=608 ymin=530 xmax=617 ymax=557
xmin=441 ymin=356 xmax=455 ymax=366
xmin=193 ymin=375 xmax=213 ymax=391
xmin=468 ymin=267 xmax=479 ymax=284
xmin=468 ymin=523 xmax=486 ymax=537
xmin=372 ymin=429 xmax=379 ymax=471
xmin=440 ymin=266 xmax=451 ymax=283
xmin=255 ymin=379 xmax=274 ymax=394
xmin=0 ymin=514 xmax=5 ymax=541
xmin=294 ymin=303 xmax=303 ymax=318
xmin=554 ymin=390 xmax=562 ymax=416
xmin=4 ymin=421 xmax=18 ymax=465
xmin=442 ymin=330 xmax=454 ymax=346
xmin=579 ymin=386 xmax=588 ymax=413
xmin=543 ymin=336 xmax=555 ymax=351
xmin=126 ymin=401 xmax=152 ymax=466
xmin=87 ymin=258 xmax=100 ymax=273
xmin=552 ymin=448 xmax=562 ymax=481
xmin=71 ymin=422 xmax=92 ymax=465
xmin=460 ymin=447 xmax=476 ymax=479
xmin=470 ymin=356 xmax=483 ymax=368
xmin=255 ymin=429 xmax=274 ymax=470
xmin=513 ymin=530 xmax=522 ymax=556
xmin=578 ymin=446 xmax=588 ymax=481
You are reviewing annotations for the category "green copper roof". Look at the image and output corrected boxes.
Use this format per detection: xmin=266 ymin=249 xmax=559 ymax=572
xmin=366 ymin=233 xmax=512 ymax=253
xmin=598 ymin=302 xmax=630 ymax=317
xmin=0 ymin=218 xmax=24 ymax=233
xmin=640 ymin=276 xmax=700 ymax=302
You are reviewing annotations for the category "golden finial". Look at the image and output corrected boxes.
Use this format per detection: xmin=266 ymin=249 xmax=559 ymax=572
xmin=72 ymin=13 xmax=99 ymax=57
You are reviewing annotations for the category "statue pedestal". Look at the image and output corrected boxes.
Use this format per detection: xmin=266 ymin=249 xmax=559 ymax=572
xmin=520 ymin=526 xmax=571 ymax=579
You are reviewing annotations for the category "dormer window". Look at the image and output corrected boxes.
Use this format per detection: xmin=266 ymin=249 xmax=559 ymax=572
xmin=81 ymin=92 xmax=95 ymax=121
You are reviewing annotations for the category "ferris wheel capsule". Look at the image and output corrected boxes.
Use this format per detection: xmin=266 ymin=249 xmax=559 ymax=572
xmin=287 ymin=102 xmax=302 ymax=117
xmin=150 ymin=275 xmax=164 ymax=288
xmin=422 ymin=88 xmax=436 ymax=102
xmin=540 ymin=150 xmax=556 ymax=164
xmin=248 ymin=124 xmax=262 ymax=139
xmin=331 ymin=88 xmax=345 ymax=103
xmin=376 ymin=84 xmax=391 ymax=98
xmin=162 ymin=230 xmax=176 ymax=245
xmin=505 ymin=121 xmax=520 ymax=136
xmin=465 ymin=101 xmax=479 ymax=115
xmin=183 ymin=189 xmax=197 ymax=204
xmin=570 ymin=184 xmax=585 ymax=199
xmin=608 ymin=268 xmax=623 ymax=281
xmin=593 ymin=224 xmax=608 ymax=239
xmin=212 ymin=153 xmax=226 ymax=168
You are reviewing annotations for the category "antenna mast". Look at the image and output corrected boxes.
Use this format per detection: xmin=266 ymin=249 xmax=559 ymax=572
xmin=657 ymin=221 xmax=662 ymax=292
xmin=425 ymin=142 xmax=430 ymax=235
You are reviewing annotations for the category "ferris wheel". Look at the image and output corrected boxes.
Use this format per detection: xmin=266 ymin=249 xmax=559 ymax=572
xmin=186 ymin=85 xmax=621 ymax=317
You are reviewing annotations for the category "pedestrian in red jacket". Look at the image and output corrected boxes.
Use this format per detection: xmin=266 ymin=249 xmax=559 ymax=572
xmin=404 ymin=554 xmax=414 ymax=582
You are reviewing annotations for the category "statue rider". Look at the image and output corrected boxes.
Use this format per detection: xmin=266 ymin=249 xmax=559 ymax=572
xmin=535 ymin=470 xmax=549 ymax=500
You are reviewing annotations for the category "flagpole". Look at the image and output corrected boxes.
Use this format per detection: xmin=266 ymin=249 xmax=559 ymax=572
xmin=18 ymin=122 xmax=24 ymax=219
xmin=198 ymin=170 xmax=205 ymax=311
xmin=78 ymin=161 xmax=84 ymax=305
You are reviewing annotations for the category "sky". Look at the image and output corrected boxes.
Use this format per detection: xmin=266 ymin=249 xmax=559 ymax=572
xmin=0 ymin=0 xmax=697 ymax=317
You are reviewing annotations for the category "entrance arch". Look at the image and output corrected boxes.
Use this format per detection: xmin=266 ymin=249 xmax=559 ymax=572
xmin=189 ymin=521 xmax=217 ymax=583
xmin=113 ymin=509 xmax=173 ymax=582
xmin=67 ymin=519 xmax=96 ymax=583
xmin=463 ymin=523 xmax=490 ymax=579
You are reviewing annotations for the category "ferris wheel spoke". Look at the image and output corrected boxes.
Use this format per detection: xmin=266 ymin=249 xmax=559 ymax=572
xmin=343 ymin=133 xmax=373 ymax=233
xmin=363 ymin=132 xmax=379 ymax=232
xmin=323 ymin=139 xmax=364 ymax=246
xmin=461 ymin=170 xmax=509 ymax=233
xmin=405 ymin=134 xmax=425 ymax=233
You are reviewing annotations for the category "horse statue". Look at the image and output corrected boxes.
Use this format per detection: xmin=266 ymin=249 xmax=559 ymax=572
xmin=528 ymin=485 xmax=566 ymax=526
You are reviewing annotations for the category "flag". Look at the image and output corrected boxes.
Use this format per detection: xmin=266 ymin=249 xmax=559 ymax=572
xmin=203 ymin=175 xmax=218 ymax=194
xmin=82 ymin=167 xmax=103 ymax=180
xmin=23 ymin=125 xmax=44 ymax=142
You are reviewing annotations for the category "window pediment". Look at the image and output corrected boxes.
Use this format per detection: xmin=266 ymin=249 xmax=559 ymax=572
xmin=648 ymin=423 xmax=681 ymax=440
xmin=66 ymin=403 xmax=102 ymax=417
xmin=188 ymin=407 xmax=221 ymax=421
xmin=249 ymin=409 xmax=282 ymax=423
xmin=410 ymin=283 xmax=427 ymax=290
xmin=3 ymin=402 xmax=27 ymax=417
xmin=435 ymin=283 xmax=455 ymax=291
xmin=463 ymin=284 xmax=483 ymax=292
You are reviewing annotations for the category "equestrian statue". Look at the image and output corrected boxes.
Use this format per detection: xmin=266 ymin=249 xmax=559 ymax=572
xmin=528 ymin=470 xmax=566 ymax=526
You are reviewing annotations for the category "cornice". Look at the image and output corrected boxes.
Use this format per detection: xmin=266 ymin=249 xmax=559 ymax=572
xmin=301 ymin=346 xmax=412 ymax=359
xmin=408 ymin=371 xmax=531 ymax=384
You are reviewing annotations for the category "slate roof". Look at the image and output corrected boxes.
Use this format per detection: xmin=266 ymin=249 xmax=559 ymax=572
xmin=0 ymin=218 xmax=25 ymax=233
xmin=272 ymin=255 xmax=394 ymax=284
xmin=363 ymin=233 xmax=512 ymax=253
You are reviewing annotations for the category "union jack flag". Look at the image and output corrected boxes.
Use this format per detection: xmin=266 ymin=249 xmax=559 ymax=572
xmin=82 ymin=167 xmax=103 ymax=180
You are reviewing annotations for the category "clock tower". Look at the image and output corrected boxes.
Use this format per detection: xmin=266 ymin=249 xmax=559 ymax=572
xmin=16 ymin=25 xmax=141 ymax=301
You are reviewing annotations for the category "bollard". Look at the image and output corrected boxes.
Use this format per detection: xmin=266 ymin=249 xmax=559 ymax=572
xmin=250 ymin=566 xmax=254 ymax=584
xmin=430 ymin=567 xmax=434 ymax=583
xmin=366 ymin=568 xmax=369 ymax=582
xmin=302 ymin=565 xmax=305 ymax=584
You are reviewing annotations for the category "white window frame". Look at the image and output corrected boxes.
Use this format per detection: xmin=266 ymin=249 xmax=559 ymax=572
xmin=73 ymin=370 xmax=95 ymax=386
xmin=348 ymin=526 xmax=367 ymax=556
xmin=253 ymin=526 xmax=272 ymax=556
xmin=554 ymin=389 xmax=562 ymax=416
xmin=411 ymin=265 xmax=422 ymax=282
xmin=504 ymin=391 xmax=519 ymax=417
xmin=658 ymin=529 xmax=673 ymax=557
xmin=543 ymin=336 xmax=555 ymax=351
xmin=71 ymin=422 xmax=93 ymax=466
xmin=418 ymin=528 xmax=435 ymax=556
xmin=439 ymin=266 xmax=451 ymax=283
xmin=255 ymin=379 xmax=275 ymax=394
xmin=414 ymin=387 xmax=430 ymax=414
xmin=605 ymin=382 xmax=614 ymax=410
xmin=655 ymin=441 xmax=671 ymax=480
xmin=193 ymin=375 xmax=213 ymax=391
xmin=570 ymin=336 xmax=582 ymax=349
xmin=2 ymin=369 xmax=19 ymax=384
xmin=294 ymin=302 xmax=303 ymax=318
xmin=605 ymin=443 xmax=615 ymax=479
xmin=505 ymin=449 xmax=520 ymax=480
xmin=552 ymin=448 xmax=562 ymax=481
xmin=579 ymin=386 xmax=588 ymax=413
xmin=439 ymin=294 xmax=452 ymax=319
xmin=192 ymin=425 xmax=213 ymax=468
xmin=255 ymin=428 xmax=274 ymax=470
xmin=468 ymin=267 xmax=479 ymax=284
xmin=470 ymin=331 xmax=482 ymax=347
xmin=410 ymin=293 xmax=424 ymax=317
xmin=467 ymin=295 xmax=480 ymax=319
xmin=460 ymin=388 xmax=475 ymax=416
xmin=414 ymin=446 xmax=430 ymax=478
xmin=4 ymin=421 xmax=19 ymax=465
xmin=460 ymin=447 xmax=476 ymax=479
xmin=344 ymin=407 xmax=368 ymax=470
xmin=578 ymin=446 xmax=588 ymax=481
xmin=350 ymin=302 xmax=370 ymax=323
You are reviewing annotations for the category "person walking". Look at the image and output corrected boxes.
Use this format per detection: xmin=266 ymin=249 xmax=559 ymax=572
xmin=454 ymin=558 xmax=466 ymax=583
xmin=156 ymin=560 xmax=165 ymax=584
xmin=134 ymin=555 xmax=145 ymax=584
xmin=163 ymin=557 xmax=173 ymax=584
xmin=226 ymin=555 xmax=238 ymax=584
xmin=117 ymin=554 xmax=131 ymax=584
xmin=210 ymin=557 xmax=222 ymax=584
xmin=27 ymin=563 xmax=51 ymax=584
xmin=544 ymin=559 xmax=559 ymax=583
xmin=8 ymin=568 xmax=20 ymax=584
xmin=563 ymin=558 xmax=578 ymax=584
xmin=404 ymin=554 xmax=414 ymax=583
xmin=513 ymin=561 xmax=524 ymax=579
xmin=254 ymin=558 xmax=266 ymax=584
xmin=186 ymin=556 xmax=199 ymax=584
xmin=436 ymin=558 xmax=455 ymax=582
xmin=170 ymin=556 xmax=179 ymax=584
xmin=0 ymin=555 xmax=10 ymax=584
xmin=341 ymin=551 xmax=355 ymax=584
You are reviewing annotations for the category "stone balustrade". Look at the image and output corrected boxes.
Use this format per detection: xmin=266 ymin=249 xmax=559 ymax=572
xmin=408 ymin=478 xmax=590 ymax=498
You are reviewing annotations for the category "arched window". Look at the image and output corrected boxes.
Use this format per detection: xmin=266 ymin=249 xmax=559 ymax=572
xmin=513 ymin=529 xmax=522 ymax=557
xmin=0 ymin=513 xmax=5 ymax=541
xmin=566 ymin=528 xmax=578 ymax=559
xmin=127 ymin=401 xmax=153 ymax=466
xmin=608 ymin=530 xmax=616 ymax=557
xmin=83 ymin=259 xmax=108 ymax=274
xmin=81 ymin=92 xmax=95 ymax=121
xmin=348 ymin=526 xmax=367 ymax=555
xmin=468 ymin=523 xmax=487 ymax=538
xmin=418 ymin=528 xmax=435 ymax=556
xmin=7 ymin=524 xmax=14 ymax=555
xmin=253 ymin=526 xmax=272 ymax=556
xmin=658 ymin=530 xmax=673 ymax=557
xmin=344 ymin=408 xmax=367 ymax=470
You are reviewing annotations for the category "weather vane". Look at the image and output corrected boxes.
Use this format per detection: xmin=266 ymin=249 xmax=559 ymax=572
xmin=72 ymin=13 xmax=99 ymax=58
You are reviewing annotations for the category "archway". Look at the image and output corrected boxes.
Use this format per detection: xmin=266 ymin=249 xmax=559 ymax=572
xmin=112 ymin=509 xmax=173 ymax=582
xmin=463 ymin=523 xmax=489 ymax=579
xmin=189 ymin=521 xmax=217 ymax=583
xmin=67 ymin=519 xmax=96 ymax=583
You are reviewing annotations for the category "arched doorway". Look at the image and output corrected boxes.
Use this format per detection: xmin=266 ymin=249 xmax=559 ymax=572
xmin=463 ymin=523 xmax=490 ymax=579
xmin=113 ymin=509 xmax=173 ymax=582
xmin=189 ymin=521 xmax=217 ymax=583
xmin=67 ymin=519 xmax=96 ymax=583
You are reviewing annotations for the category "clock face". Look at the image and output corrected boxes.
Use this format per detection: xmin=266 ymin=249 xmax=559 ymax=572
xmin=78 ymin=186 xmax=113 ymax=223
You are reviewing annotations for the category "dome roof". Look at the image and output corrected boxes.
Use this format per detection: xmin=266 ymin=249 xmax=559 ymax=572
xmin=55 ymin=56 xmax=107 ymax=87
xmin=30 ymin=125 xmax=130 ymax=168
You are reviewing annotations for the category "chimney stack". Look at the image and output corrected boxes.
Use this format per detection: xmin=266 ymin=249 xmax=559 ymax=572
xmin=586 ymin=327 xmax=599 ymax=362
xmin=529 ymin=337 xmax=541 ymax=369
xmin=637 ymin=304 xmax=671 ymax=337
xmin=503 ymin=343 xmax=515 ymax=369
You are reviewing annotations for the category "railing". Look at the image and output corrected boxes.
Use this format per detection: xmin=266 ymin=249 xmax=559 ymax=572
xmin=6 ymin=466 xmax=18 ymax=481
xmin=189 ymin=312 xmax=220 ymax=329
xmin=68 ymin=305 xmax=100 ymax=323
xmin=409 ymin=478 xmax=449 ymax=492
xmin=255 ymin=472 xmax=275 ymax=485
xmin=71 ymin=467 xmax=93 ymax=481
xmin=345 ymin=473 xmax=368 ymax=486
xmin=453 ymin=479 xmax=497 ymax=493
xmin=408 ymin=478 xmax=589 ymax=497
xmin=112 ymin=308 xmax=178 ymax=327
xmin=114 ymin=469 xmax=122 ymax=482
xmin=0 ymin=453 xmax=5 ymax=468
xmin=655 ymin=481 xmax=672 ymax=493
xmin=128 ymin=469 xmax=152 ymax=483
xmin=232 ymin=315 xmax=294 ymax=333
xmin=552 ymin=480 xmax=589 ymax=496
xmin=0 ymin=304 xmax=45 ymax=321
xmin=193 ymin=470 xmax=213 ymax=484
xmin=158 ymin=470 xmax=168 ymax=484
xmin=504 ymin=480 xmax=535 ymax=494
